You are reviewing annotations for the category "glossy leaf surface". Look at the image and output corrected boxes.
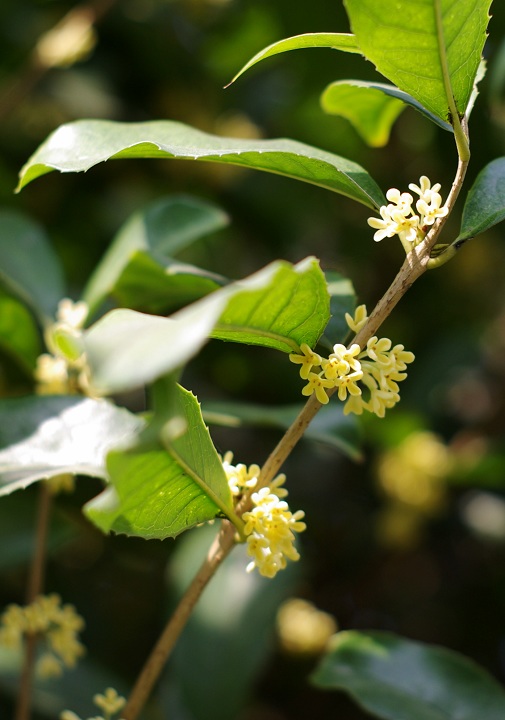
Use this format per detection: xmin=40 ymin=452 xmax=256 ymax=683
xmin=344 ymin=0 xmax=492 ymax=122
xmin=83 ymin=195 xmax=229 ymax=316
xmin=458 ymin=158 xmax=505 ymax=240
xmin=312 ymin=630 xmax=505 ymax=720
xmin=227 ymin=32 xmax=361 ymax=86
xmin=85 ymin=384 xmax=234 ymax=539
xmin=82 ymin=258 xmax=329 ymax=395
xmin=211 ymin=258 xmax=329 ymax=350
xmin=17 ymin=120 xmax=385 ymax=209
xmin=0 ymin=396 xmax=144 ymax=496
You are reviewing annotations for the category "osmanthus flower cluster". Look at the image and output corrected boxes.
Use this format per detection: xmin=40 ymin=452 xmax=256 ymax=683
xmin=367 ymin=176 xmax=448 ymax=250
xmin=60 ymin=687 xmax=126 ymax=720
xmin=35 ymin=298 xmax=90 ymax=395
xmin=0 ymin=594 xmax=85 ymax=678
xmin=289 ymin=305 xmax=414 ymax=417
xmin=221 ymin=452 xmax=306 ymax=579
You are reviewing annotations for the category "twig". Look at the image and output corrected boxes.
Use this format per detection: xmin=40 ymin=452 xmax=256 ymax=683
xmin=15 ymin=482 xmax=52 ymax=720
xmin=122 ymin=522 xmax=236 ymax=720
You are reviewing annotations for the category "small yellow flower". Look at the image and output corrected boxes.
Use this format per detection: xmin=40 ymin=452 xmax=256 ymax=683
xmin=289 ymin=343 xmax=323 ymax=379
xmin=0 ymin=595 xmax=85 ymax=678
xmin=34 ymin=354 xmax=70 ymax=395
xmin=345 ymin=304 xmax=368 ymax=334
xmin=369 ymin=176 xmax=446 ymax=248
xmin=363 ymin=337 xmax=392 ymax=366
xmin=93 ymin=688 xmax=126 ymax=717
xmin=408 ymin=175 xmax=441 ymax=204
xmin=334 ymin=371 xmax=363 ymax=402
xmin=367 ymin=204 xmax=400 ymax=242
xmin=323 ymin=343 xmax=361 ymax=379
xmin=243 ymin=487 xmax=306 ymax=578
xmin=221 ymin=452 xmax=260 ymax=496
xmin=301 ymin=372 xmax=334 ymax=404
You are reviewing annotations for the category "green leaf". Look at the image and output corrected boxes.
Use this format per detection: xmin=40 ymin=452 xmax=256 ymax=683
xmin=344 ymin=0 xmax=492 ymax=123
xmin=17 ymin=119 xmax=385 ymax=209
xmin=0 ymin=396 xmax=145 ymax=496
xmin=85 ymin=383 xmax=234 ymax=539
xmin=82 ymin=195 xmax=229 ymax=316
xmin=226 ymin=32 xmax=361 ymax=86
xmin=0 ymin=210 xmax=65 ymax=323
xmin=163 ymin=523 xmax=299 ymax=720
xmin=457 ymin=158 xmax=505 ymax=241
xmin=319 ymin=270 xmax=356 ymax=351
xmin=82 ymin=258 xmax=330 ymax=395
xmin=211 ymin=257 xmax=329 ymax=350
xmin=311 ymin=630 xmax=505 ymax=720
xmin=203 ymin=399 xmax=362 ymax=461
xmin=321 ymin=81 xmax=453 ymax=147
xmin=0 ymin=289 xmax=41 ymax=373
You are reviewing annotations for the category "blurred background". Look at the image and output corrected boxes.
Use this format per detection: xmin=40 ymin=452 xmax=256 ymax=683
xmin=2 ymin=0 xmax=505 ymax=718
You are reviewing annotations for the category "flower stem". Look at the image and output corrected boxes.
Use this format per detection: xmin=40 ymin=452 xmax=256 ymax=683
xmin=15 ymin=482 xmax=52 ymax=720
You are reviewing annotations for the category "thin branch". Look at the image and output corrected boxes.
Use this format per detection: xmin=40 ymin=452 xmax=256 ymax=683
xmin=122 ymin=522 xmax=237 ymax=720
xmin=15 ymin=482 xmax=52 ymax=720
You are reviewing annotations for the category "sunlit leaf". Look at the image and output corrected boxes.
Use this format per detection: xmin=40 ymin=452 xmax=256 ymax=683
xmin=458 ymin=158 xmax=505 ymax=241
xmin=0 ymin=396 xmax=144 ymax=495
xmin=312 ymin=630 xmax=505 ymax=720
xmin=344 ymin=0 xmax=492 ymax=122
xmin=0 ymin=210 xmax=65 ymax=323
xmin=227 ymin=32 xmax=361 ymax=86
xmin=83 ymin=195 xmax=229 ymax=316
xmin=85 ymin=383 xmax=234 ymax=539
xmin=210 ymin=257 xmax=329 ymax=350
xmin=203 ymin=399 xmax=362 ymax=461
xmin=82 ymin=258 xmax=330 ymax=395
xmin=321 ymin=80 xmax=453 ymax=147
xmin=17 ymin=120 xmax=385 ymax=209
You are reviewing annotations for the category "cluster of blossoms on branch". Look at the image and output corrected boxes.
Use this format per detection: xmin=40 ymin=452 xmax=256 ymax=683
xmin=289 ymin=305 xmax=414 ymax=417
xmin=61 ymin=687 xmax=126 ymax=720
xmin=35 ymin=298 xmax=91 ymax=395
xmin=0 ymin=594 xmax=85 ymax=678
xmin=367 ymin=176 xmax=448 ymax=249
xmin=222 ymin=452 xmax=306 ymax=579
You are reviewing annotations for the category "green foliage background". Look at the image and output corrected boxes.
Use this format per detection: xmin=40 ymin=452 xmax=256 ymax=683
xmin=2 ymin=0 xmax=505 ymax=718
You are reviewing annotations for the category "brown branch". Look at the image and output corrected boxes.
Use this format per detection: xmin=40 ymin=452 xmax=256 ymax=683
xmin=122 ymin=522 xmax=237 ymax=720
xmin=15 ymin=482 xmax=52 ymax=720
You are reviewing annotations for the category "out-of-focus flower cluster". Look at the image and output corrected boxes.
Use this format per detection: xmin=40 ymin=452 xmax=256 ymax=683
xmin=61 ymin=687 xmax=126 ymax=720
xmin=376 ymin=431 xmax=453 ymax=549
xmin=0 ymin=594 xmax=85 ymax=678
xmin=367 ymin=176 xmax=448 ymax=248
xmin=276 ymin=598 xmax=337 ymax=655
xmin=221 ymin=452 xmax=306 ymax=579
xmin=35 ymin=298 xmax=91 ymax=395
xmin=289 ymin=305 xmax=414 ymax=417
